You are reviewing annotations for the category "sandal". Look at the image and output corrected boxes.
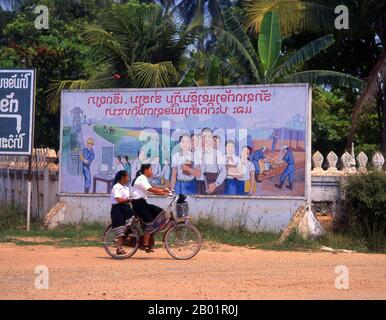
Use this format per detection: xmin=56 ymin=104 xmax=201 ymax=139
xmin=116 ymin=248 xmax=127 ymax=255
xmin=144 ymin=245 xmax=154 ymax=253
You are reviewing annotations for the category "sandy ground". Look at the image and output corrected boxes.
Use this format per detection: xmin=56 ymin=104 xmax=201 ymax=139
xmin=0 ymin=243 xmax=385 ymax=300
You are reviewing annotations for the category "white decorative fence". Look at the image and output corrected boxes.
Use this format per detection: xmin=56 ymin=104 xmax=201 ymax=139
xmin=311 ymin=148 xmax=385 ymax=175
xmin=310 ymin=148 xmax=385 ymax=220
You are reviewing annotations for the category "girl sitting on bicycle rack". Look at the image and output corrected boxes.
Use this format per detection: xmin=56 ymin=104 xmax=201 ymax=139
xmin=110 ymin=170 xmax=134 ymax=255
xmin=131 ymin=164 xmax=170 ymax=253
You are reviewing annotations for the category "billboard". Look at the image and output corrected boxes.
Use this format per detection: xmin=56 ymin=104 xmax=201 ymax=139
xmin=0 ymin=69 xmax=35 ymax=155
xmin=60 ymin=84 xmax=310 ymax=197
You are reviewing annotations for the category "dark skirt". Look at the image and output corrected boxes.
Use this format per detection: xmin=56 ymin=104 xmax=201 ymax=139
xmin=110 ymin=203 xmax=134 ymax=238
xmin=132 ymin=198 xmax=166 ymax=233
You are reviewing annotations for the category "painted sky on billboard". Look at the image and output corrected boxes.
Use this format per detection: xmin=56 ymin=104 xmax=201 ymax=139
xmin=60 ymin=84 xmax=309 ymax=197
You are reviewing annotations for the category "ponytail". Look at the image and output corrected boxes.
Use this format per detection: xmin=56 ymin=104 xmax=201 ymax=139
xmin=131 ymin=169 xmax=142 ymax=186
xmin=131 ymin=163 xmax=152 ymax=186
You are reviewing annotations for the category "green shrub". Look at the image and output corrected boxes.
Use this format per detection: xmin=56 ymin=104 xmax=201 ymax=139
xmin=342 ymin=171 xmax=386 ymax=250
xmin=0 ymin=205 xmax=25 ymax=231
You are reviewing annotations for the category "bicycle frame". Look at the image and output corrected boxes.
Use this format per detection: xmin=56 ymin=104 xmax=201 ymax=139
xmin=130 ymin=192 xmax=189 ymax=242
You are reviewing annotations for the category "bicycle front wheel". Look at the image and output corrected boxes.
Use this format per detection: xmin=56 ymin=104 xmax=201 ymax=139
xmin=164 ymin=222 xmax=202 ymax=260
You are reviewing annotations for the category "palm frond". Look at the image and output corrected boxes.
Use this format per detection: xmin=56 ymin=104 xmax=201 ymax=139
xmin=46 ymin=79 xmax=111 ymax=113
xmin=220 ymin=6 xmax=259 ymax=67
xmin=132 ymin=61 xmax=178 ymax=88
xmin=285 ymin=70 xmax=364 ymax=88
xmin=215 ymin=27 xmax=262 ymax=83
xmin=206 ymin=55 xmax=220 ymax=86
xmin=258 ymin=11 xmax=282 ymax=76
xmin=82 ymin=24 xmax=129 ymax=66
xmin=244 ymin=0 xmax=363 ymax=38
xmin=273 ymin=34 xmax=335 ymax=80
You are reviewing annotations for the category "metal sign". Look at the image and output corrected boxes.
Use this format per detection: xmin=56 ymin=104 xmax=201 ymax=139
xmin=0 ymin=69 xmax=35 ymax=155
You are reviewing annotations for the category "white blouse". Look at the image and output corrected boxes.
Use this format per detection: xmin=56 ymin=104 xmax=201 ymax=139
xmin=131 ymin=174 xmax=152 ymax=200
xmin=111 ymin=183 xmax=131 ymax=205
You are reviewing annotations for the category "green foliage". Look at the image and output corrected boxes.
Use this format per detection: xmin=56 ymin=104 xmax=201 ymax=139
xmin=258 ymin=11 xmax=281 ymax=76
xmin=0 ymin=1 xmax=104 ymax=149
xmin=0 ymin=205 xmax=25 ymax=231
xmin=47 ymin=1 xmax=194 ymax=111
xmin=216 ymin=7 xmax=363 ymax=88
xmin=178 ymin=51 xmax=237 ymax=87
xmin=312 ymin=88 xmax=381 ymax=155
xmin=342 ymin=171 xmax=386 ymax=250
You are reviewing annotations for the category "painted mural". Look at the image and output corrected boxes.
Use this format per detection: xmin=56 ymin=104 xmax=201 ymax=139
xmin=60 ymin=84 xmax=309 ymax=197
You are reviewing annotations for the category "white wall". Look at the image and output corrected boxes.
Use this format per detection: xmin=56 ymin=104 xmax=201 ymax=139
xmin=58 ymin=193 xmax=306 ymax=232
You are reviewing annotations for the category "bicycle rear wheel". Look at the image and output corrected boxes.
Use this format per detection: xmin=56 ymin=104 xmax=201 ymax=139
xmin=164 ymin=221 xmax=202 ymax=260
xmin=102 ymin=224 xmax=139 ymax=259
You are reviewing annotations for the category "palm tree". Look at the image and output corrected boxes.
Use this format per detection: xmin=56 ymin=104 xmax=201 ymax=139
xmin=156 ymin=0 xmax=235 ymax=51
xmin=46 ymin=2 xmax=194 ymax=111
xmin=178 ymin=50 xmax=242 ymax=86
xmin=215 ymin=7 xmax=363 ymax=88
xmin=244 ymin=0 xmax=386 ymax=157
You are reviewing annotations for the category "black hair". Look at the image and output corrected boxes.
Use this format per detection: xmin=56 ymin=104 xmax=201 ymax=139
xmin=113 ymin=170 xmax=128 ymax=186
xmin=132 ymin=163 xmax=152 ymax=186
xmin=225 ymin=140 xmax=235 ymax=146
xmin=116 ymin=155 xmax=123 ymax=165
xmin=241 ymin=145 xmax=252 ymax=153
xmin=124 ymin=155 xmax=129 ymax=162
xmin=191 ymin=132 xmax=202 ymax=138
xmin=201 ymin=127 xmax=213 ymax=134
xmin=179 ymin=133 xmax=190 ymax=142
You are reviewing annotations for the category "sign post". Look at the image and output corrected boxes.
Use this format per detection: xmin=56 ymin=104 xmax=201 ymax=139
xmin=27 ymin=156 xmax=32 ymax=231
xmin=0 ymin=69 xmax=36 ymax=231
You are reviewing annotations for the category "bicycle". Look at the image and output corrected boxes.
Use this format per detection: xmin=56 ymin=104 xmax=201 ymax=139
xmin=102 ymin=192 xmax=202 ymax=260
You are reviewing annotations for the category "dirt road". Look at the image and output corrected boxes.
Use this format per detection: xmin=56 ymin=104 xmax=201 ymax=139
xmin=0 ymin=243 xmax=385 ymax=300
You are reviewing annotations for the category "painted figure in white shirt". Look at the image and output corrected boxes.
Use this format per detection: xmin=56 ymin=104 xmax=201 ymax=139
xmin=131 ymin=149 xmax=147 ymax=181
xmin=160 ymin=158 xmax=171 ymax=187
xmin=237 ymin=146 xmax=256 ymax=195
xmin=224 ymin=140 xmax=243 ymax=195
xmin=150 ymin=156 xmax=161 ymax=185
xmin=171 ymin=134 xmax=200 ymax=194
xmin=114 ymin=155 xmax=125 ymax=172
xmin=198 ymin=128 xmax=226 ymax=195
xmin=191 ymin=132 xmax=205 ymax=184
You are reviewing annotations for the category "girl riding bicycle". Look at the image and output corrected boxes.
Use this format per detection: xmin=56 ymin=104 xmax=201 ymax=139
xmin=131 ymin=164 xmax=170 ymax=253
xmin=110 ymin=170 xmax=134 ymax=255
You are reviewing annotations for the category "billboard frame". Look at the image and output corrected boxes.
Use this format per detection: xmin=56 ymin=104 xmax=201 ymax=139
xmin=59 ymin=83 xmax=312 ymax=202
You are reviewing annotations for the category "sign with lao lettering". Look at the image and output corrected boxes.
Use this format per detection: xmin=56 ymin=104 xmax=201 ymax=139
xmin=0 ymin=69 xmax=35 ymax=155
xmin=60 ymin=84 xmax=311 ymax=198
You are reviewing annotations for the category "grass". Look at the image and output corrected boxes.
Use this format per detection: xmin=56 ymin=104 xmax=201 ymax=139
xmin=195 ymin=216 xmax=379 ymax=253
xmin=0 ymin=205 xmax=384 ymax=253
